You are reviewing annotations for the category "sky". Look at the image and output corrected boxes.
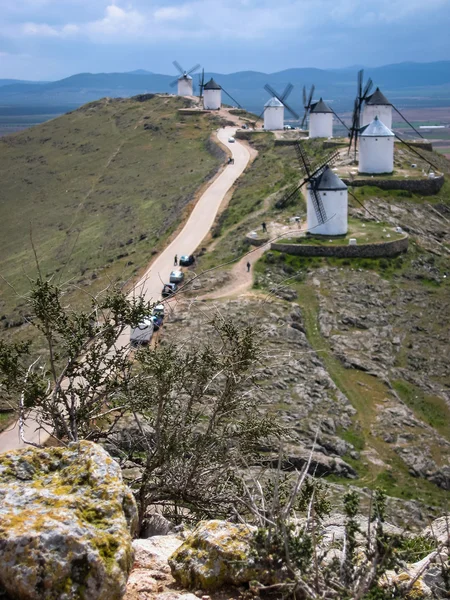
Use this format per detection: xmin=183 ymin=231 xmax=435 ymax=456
xmin=0 ymin=0 xmax=449 ymax=80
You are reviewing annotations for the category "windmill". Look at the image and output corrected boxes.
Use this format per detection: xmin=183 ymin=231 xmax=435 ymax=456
xmin=301 ymin=85 xmax=349 ymax=137
xmin=170 ymin=61 xmax=201 ymax=97
xmin=276 ymin=141 xmax=347 ymax=235
xmin=348 ymin=69 xmax=373 ymax=160
xmin=258 ymin=83 xmax=299 ymax=131
xmin=202 ymin=76 xmax=242 ymax=110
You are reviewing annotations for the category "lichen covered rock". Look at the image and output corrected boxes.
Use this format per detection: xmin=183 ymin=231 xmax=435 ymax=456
xmin=0 ymin=440 xmax=138 ymax=600
xmin=169 ymin=520 xmax=262 ymax=591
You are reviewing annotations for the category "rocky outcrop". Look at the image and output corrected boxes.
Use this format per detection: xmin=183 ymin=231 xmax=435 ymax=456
xmin=0 ymin=441 xmax=137 ymax=600
xmin=169 ymin=520 xmax=261 ymax=591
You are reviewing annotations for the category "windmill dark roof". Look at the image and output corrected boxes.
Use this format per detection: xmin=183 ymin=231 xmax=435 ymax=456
xmin=310 ymin=98 xmax=333 ymax=114
xmin=365 ymin=87 xmax=391 ymax=106
xmin=313 ymin=166 xmax=347 ymax=191
xmin=204 ymin=78 xmax=221 ymax=90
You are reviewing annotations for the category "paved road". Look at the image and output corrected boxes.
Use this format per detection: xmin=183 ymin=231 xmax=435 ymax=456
xmin=0 ymin=126 xmax=251 ymax=452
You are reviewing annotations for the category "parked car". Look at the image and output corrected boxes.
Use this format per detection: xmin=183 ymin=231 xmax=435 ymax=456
xmin=151 ymin=315 xmax=163 ymax=331
xmin=228 ymin=137 xmax=235 ymax=143
xmin=179 ymin=254 xmax=195 ymax=267
xmin=162 ymin=283 xmax=178 ymax=298
xmin=152 ymin=303 xmax=165 ymax=317
xmin=169 ymin=270 xmax=184 ymax=284
xmin=130 ymin=317 xmax=154 ymax=347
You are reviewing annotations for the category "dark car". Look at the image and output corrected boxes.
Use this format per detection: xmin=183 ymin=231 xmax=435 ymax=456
xmin=179 ymin=254 xmax=195 ymax=267
xmin=151 ymin=315 xmax=163 ymax=331
xmin=162 ymin=283 xmax=178 ymax=298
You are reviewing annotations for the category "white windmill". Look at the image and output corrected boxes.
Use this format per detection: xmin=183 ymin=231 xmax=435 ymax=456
xmin=301 ymin=85 xmax=348 ymax=138
xmin=261 ymin=83 xmax=299 ymax=131
xmin=308 ymin=98 xmax=334 ymax=138
xmin=170 ymin=61 xmax=200 ymax=97
xmin=202 ymin=78 xmax=222 ymax=109
xmin=358 ymin=116 xmax=395 ymax=174
xmin=276 ymin=142 xmax=347 ymax=235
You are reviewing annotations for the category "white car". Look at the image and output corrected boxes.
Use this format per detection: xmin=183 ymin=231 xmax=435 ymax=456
xmin=228 ymin=137 xmax=235 ymax=143
xmin=169 ymin=270 xmax=184 ymax=284
xmin=130 ymin=317 xmax=154 ymax=347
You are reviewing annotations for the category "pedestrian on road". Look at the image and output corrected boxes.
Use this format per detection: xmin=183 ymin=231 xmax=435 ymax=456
xmin=262 ymin=221 xmax=267 ymax=233
xmin=174 ymin=254 xmax=178 ymax=266
xmin=246 ymin=261 xmax=251 ymax=272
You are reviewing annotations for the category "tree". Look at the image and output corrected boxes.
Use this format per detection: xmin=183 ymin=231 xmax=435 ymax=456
xmin=122 ymin=317 xmax=279 ymax=525
xmin=0 ymin=277 xmax=151 ymax=443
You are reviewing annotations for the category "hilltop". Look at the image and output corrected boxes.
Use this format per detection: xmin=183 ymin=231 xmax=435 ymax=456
xmin=0 ymin=94 xmax=225 ymax=329
xmin=160 ymin=132 xmax=450 ymax=514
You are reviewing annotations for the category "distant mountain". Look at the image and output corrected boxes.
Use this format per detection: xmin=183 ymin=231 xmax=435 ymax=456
xmin=0 ymin=79 xmax=47 ymax=87
xmin=0 ymin=61 xmax=449 ymax=118
xmin=128 ymin=69 xmax=154 ymax=75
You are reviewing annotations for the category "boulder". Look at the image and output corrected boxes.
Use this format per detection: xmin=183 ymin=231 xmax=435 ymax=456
xmin=422 ymin=516 xmax=450 ymax=546
xmin=169 ymin=520 xmax=263 ymax=591
xmin=0 ymin=441 xmax=137 ymax=600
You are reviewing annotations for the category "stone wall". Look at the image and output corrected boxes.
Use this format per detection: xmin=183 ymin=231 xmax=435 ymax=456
xmin=271 ymin=235 xmax=408 ymax=258
xmin=245 ymin=234 xmax=269 ymax=247
xmin=343 ymin=176 xmax=444 ymax=196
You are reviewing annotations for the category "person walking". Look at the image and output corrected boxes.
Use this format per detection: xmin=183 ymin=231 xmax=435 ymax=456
xmin=262 ymin=221 xmax=267 ymax=233
xmin=246 ymin=261 xmax=251 ymax=272
xmin=174 ymin=254 xmax=178 ymax=266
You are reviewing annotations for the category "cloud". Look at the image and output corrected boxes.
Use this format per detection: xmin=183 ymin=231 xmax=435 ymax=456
xmin=154 ymin=6 xmax=192 ymax=21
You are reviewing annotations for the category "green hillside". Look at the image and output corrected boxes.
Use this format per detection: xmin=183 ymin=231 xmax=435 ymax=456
xmin=0 ymin=94 xmax=223 ymax=325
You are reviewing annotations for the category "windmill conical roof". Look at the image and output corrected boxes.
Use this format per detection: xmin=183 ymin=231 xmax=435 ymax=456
xmin=264 ymin=97 xmax=284 ymax=108
xmin=359 ymin=116 xmax=394 ymax=137
xmin=314 ymin=166 xmax=347 ymax=191
xmin=365 ymin=87 xmax=390 ymax=106
xmin=204 ymin=78 xmax=221 ymax=90
xmin=310 ymin=98 xmax=333 ymax=114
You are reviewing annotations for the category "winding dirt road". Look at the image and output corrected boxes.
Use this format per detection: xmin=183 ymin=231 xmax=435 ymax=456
xmin=0 ymin=126 xmax=251 ymax=453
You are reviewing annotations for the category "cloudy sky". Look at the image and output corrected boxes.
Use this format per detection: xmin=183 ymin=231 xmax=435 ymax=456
xmin=1 ymin=0 xmax=449 ymax=80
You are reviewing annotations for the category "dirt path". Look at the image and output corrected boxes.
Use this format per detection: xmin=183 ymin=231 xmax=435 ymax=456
xmin=202 ymin=221 xmax=305 ymax=300
xmin=0 ymin=125 xmax=252 ymax=453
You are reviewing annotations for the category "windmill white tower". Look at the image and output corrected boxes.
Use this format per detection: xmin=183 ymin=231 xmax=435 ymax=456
xmin=307 ymin=167 xmax=348 ymax=235
xmin=359 ymin=116 xmax=395 ymax=174
xmin=362 ymin=87 xmax=392 ymax=129
xmin=262 ymin=83 xmax=299 ymax=131
xmin=170 ymin=61 xmax=200 ymax=97
xmin=203 ymin=78 xmax=222 ymax=109
xmin=309 ymin=98 xmax=334 ymax=138
xmin=264 ymin=97 xmax=284 ymax=130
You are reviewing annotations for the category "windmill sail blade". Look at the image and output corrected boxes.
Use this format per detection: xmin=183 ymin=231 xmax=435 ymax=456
xmin=170 ymin=78 xmax=179 ymax=88
xmin=294 ymin=141 xmax=312 ymax=177
xmin=307 ymin=85 xmax=315 ymax=108
xmin=394 ymin=133 xmax=439 ymax=170
xmin=173 ymin=60 xmax=185 ymax=75
xmin=362 ymin=77 xmax=373 ymax=99
xmin=330 ymin=107 xmax=349 ymax=131
xmin=357 ymin=69 xmax=363 ymax=99
xmin=310 ymin=186 xmax=327 ymax=225
xmin=347 ymin=98 xmax=359 ymax=155
xmin=281 ymin=83 xmax=294 ymax=102
xmin=302 ymin=86 xmax=307 ymax=107
xmin=264 ymin=83 xmax=278 ymax=98
xmin=276 ymin=184 xmax=302 ymax=209
xmin=283 ymin=100 xmax=300 ymax=120
xmin=187 ymin=63 xmax=201 ymax=76
xmin=301 ymin=108 xmax=308 ymax=129
xmin=392 ymin=105 xmax=424 ymax=139
xmin=221 ymin=87 xmax=242 ymax=108
xmin=309 ymin=151 xmax=340 ymax=179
